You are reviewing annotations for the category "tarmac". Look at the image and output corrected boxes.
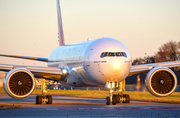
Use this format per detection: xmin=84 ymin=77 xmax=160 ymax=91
xmin=0 ymin=93 xmax=180 ymax=118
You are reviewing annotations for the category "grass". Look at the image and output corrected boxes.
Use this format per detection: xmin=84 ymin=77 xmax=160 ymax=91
xmin=1 ymin=87 xmax=180 ymax=103
xmin=33 ymin=89 xmax=109 ymax=98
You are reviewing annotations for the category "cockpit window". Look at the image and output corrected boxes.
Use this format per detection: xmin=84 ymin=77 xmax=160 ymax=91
xmin=100 ymin=52 xmax=127 ymax=58
xmin=100 ymin=52 xmax=104 ymax=58
xmin=122 ymin=52 xmax=127 ymax=58
xmin=104 ymin=52 xmax=108 ymax=57
xmin=116 ymin=52 xmax=122 ymax=56
xmin=108 ymin=52 xmax=115 ymax=56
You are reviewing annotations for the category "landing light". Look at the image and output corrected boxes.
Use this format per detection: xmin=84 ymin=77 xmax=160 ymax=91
xmin=112 ymin=82 xmax=115 ymax=88
xmin=106 ymin=82 xmax=116 ymax=89
xmin=108 ymin=82 xmax=111 ymax=88
xmin=62 ymin=69 xmax=68 ymax=74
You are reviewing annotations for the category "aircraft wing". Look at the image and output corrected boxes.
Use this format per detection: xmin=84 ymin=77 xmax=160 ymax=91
xmin=0 ymin=63 xmax=62 ymax=80
xmin=0 ymin=54 xmax=48 ymax=62
xmin=129 ymin=61 xmax=180 ymax=76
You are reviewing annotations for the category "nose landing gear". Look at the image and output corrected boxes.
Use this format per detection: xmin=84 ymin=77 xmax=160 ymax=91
xmin=36 ymin=79 xmax=55 ymax=104
xmin=105 ymin=80 xmax=130 ymax=105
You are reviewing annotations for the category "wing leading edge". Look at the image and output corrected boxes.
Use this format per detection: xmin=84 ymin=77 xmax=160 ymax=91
xmin=129 ymin=61 xmax=180 ymax=76
xmin=0 ymin=54 xmax=48 ymax=62
xmin=0 ymin=63 xmax=62 ymax=80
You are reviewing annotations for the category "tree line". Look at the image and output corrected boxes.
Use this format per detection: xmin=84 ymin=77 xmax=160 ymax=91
xmin=132 ymin=40 xmax=180 ymax=65
xmin=127 ymin=40 xmax=180 ymax=85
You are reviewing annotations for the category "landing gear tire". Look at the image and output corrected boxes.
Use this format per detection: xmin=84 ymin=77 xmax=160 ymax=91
xmin=112 ymin=95 xmax=116 ymax=105
xmin=123 ymin=94 xmax=130 ymax=103
xmin=106 ymin=97 xmax=110 ymax=105
xmin=116 ymin=95 xmax=120 ymax=103
xmin=46 ymin=95 xmax=52 ymax=104
xmin=36 ymin=95 xmax=42 ymax=104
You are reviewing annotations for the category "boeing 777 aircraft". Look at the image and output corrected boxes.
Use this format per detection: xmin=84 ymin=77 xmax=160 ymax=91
xmin=0 ymin=0 xmax=180 ymax=105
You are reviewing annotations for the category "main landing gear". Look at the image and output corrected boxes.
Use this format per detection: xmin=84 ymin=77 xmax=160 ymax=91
xmin=105 ymin=81 xmax=130 ymax=105
xmin=36 ymin=79 xmax=55 ymax=104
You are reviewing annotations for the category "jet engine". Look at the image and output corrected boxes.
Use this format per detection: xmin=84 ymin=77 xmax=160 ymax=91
xmin=145 ymin=66 xmax=177 ymax=97
xmin=3 ymin=67 xmax=35 ymax=99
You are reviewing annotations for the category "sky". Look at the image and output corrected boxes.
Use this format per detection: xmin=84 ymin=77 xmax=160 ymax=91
xmin=0 ymin=0 xmax=180 ymax=66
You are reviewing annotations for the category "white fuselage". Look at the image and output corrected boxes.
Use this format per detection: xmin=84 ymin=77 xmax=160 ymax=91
xmin=48 ymin=38 xmax=132 ymax=87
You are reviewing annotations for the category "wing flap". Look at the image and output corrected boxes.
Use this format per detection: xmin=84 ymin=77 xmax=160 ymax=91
xmin=0 ymin=63 xmax=62 ymax=80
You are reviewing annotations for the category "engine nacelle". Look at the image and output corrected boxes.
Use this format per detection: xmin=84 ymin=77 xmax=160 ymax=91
xmin=145 ymin=66 xmax=177 ymax=97
xmin=3 ymin=67 xmax=35 ymax=99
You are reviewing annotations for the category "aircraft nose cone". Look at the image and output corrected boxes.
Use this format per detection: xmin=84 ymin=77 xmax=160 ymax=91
xmin=95 ymin=58 xmax=126 ymax=83
xmin=110 ymin=58 xmax=123 ymax=72
xmin=85 ymin=58 xmax=131 ymax=85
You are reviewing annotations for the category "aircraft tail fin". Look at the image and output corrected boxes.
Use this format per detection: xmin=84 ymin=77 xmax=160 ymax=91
xmin=57 ymin=0 xmax=65 ymax=46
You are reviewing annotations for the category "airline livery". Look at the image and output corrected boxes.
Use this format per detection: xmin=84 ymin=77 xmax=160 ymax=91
xmin=0 ymin=0 xmax=179 ymax=105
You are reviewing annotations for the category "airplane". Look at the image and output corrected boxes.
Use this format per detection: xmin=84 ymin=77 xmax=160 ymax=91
xmin=0 ymin=0 xmax=180 ymax=105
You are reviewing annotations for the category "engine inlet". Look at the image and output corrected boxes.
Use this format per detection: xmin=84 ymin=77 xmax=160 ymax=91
xmin=9 ymin=72 xmax=33 ymax=95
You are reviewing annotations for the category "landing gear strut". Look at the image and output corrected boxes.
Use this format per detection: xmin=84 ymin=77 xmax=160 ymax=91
xmin=36 ymin=79 xmax=55 ymax=104
xmin=105 ymin=80 xmax=130 ymax=105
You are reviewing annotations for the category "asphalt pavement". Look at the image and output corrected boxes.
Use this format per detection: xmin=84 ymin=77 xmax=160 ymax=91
xmin=0 ymin=93 xmax=180 ymax=118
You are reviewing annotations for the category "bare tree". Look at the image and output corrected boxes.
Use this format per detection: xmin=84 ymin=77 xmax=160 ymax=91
xmin=146 ymin=56 xmax=155 ymax=63
xmin=155 ymin=40 xmax=180 ymax=62
xmin=132 ymin=57 xmax=143 ymax=65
